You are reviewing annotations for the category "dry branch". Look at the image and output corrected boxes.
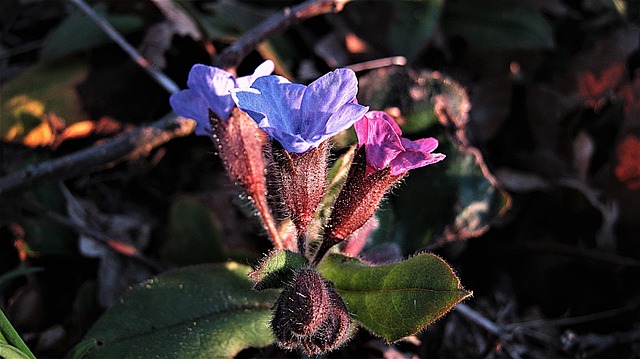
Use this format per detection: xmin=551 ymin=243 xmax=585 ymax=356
xmin=0 ymin=0 xmax=348 ymax=197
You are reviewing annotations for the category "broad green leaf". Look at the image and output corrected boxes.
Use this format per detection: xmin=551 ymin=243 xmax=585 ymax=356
xmin=160 ymin=196 xmax=225 ymax=265
xmin=249 ymin=249 xmax=308 ymax=290
xmin=0 ymin=58 xmax=89 ymax=147
xmin=318 ymin=253 xmax=471 ymax=343
xmin=0 ymin=309 xmax=36 ymax=359
xmin=41 ymin=5 xmax=143 ymax=60
xmin=358 ymin=67 xmax=509 ymax=251
xmin=69 ymin=262 xmax=278 ymax=358
xmin=393 ymin=140 xmax=509 ymax=252
xmin=443 ymin=3 xmax=554 ymax=49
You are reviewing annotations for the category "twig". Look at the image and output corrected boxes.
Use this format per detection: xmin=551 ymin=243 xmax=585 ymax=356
xmin=346 ymin=56 xmax=407 ymax=73
xmin=213 ymin=0 xmax=350 ymax=71
xmin=455 ymin=303 xmax=504 ymax=336
xmin=0 ymin=113 xmax=193 ymax=196
xmin=67 ymin=0 xmax=180 ymax=93
xmin=0 ymin=0 xmax=344 ymax=196
xmin=504 ymin=302 xmax=639 ymax=331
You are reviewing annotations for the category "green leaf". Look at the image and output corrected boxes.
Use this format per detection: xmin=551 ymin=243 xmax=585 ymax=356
xmin=0 ymin=343 xmax=33 ymax=359
xmin=41 ymin=5 xmax=144 ymax=60
xmin=358 ymin=67 xmax=509 ymax=251
xmin=0 ymin=309 xmax=36 ymax=359
xmin=69 ymin=262 xmax=278 ymax=358
xmin=249 ymin=249 xmax=308 ymax=290
xmin=443 ymin=2 xmax=554 ymax=49
xmin=318 ymin=253 xmax=471 ymax=343
xmin=160 ymin=196 xmax=226 ymax=265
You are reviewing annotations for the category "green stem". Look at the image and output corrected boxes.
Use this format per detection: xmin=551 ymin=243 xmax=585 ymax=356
xmin=0 ymin=309 xmax=36 ymax=359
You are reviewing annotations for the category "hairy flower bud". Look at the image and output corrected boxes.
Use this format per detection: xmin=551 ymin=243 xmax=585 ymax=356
xmin=272 ymin=268 xmax=351 ymax=355
xmin=272 ymin=268 xmax=329 ymax=343
xmin=210 ymin=109 xmax=286 ymax=250
xmin=313 ymin=147 xmax=402 ymax=264
xmin=272 ymin=141 xmax=329 ymax=254
xmin=301 ymin=288 xmax=351 ymax=355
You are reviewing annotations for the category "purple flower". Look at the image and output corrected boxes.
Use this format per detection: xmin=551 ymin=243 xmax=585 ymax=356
xmin=231 ymin=68 xmax=369 ymax=153
xmin=354 ymin=110 xmax=445 ymax=175
xmin=169 ymin=60 xmax=274 ymax=136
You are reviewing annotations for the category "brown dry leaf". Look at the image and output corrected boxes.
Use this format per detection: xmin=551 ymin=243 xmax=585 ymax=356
xmin=577 ymin=63 xmax=625 ymax=110
xmin=570 ymin=25 xmax=639 ymax=109
xmin=23 ymin=121 xmax=54 ymax=148
xmin=618 ymin=77 xmax=640 ymax=130
xmin=56 ymin=120 xmax=95 ymax=143
xmin=614 ymin=134 xmax=640 ymax=190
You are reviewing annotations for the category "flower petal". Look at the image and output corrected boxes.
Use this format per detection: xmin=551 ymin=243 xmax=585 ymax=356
xmin=324 ymin=102 xmax=369 ymax=137
xmin=235 ymin=60 xmax=275 ymax=88
xmin=169 ymin=90 xmax=211 ymax=136
xmin=185 ymin=64 xmax=236 ymax=120
xmin=388 ymin=150 xmax=445 ymax=176
xmin=400 ymin=137 xmax=439 ymax=153
xmin=300 ymin=68 xmax=359 ymax=138
xmin=259 ymin=125 xmax=315 ymax=153
xmin=354 ymin=111 xmax=405 ymax=170
xmin=233 ymin=75 xmax=305 ymax=135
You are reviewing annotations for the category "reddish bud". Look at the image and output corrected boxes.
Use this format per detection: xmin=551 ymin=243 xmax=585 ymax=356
xmin=272 ymin=268 xmax=352 ymax=355
xmin=211 ymin=109 xmax=286 ymax=249
xmin=272 ymin=268 xmax=329 ymax=342
xmin=271 ymin=141 xmax=329 ymax=254
xmin=301 ymin=287 xmax=351 ymax=355
xmin=313 ymin=147 xmax=403 ymax=264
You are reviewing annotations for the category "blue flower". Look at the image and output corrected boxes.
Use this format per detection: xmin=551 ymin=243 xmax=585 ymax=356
xmin=169 ymin=60 xmax=274 ymax=136
xmin=231 ymin=68 xmax=369 ymax=153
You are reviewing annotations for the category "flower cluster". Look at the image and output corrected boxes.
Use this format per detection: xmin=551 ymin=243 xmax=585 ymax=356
xmin=170 ymin=62 xmax=445 ymax=355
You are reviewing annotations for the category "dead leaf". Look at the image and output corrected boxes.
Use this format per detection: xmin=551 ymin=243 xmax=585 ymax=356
xmin=614 ymin=134 xmax=640 ymax=190
xmin=618 ymin=77 xmax=640 ymax=130
xmin=577 ymin=63 xmax=625 ymax=110
xmin=56 ymin=121 xmax=95 ymax=143
xmin=23 ymin=121 xmax=54 ymax=148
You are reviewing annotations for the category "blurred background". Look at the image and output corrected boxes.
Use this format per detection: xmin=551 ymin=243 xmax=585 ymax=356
xmin=1 ymin=0 xmax=639 ymax=357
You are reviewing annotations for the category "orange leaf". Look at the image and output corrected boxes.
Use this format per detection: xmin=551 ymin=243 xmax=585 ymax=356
xmin=577 ymin=63 xmax=625 ymax=110
xmin=107 ymin=240 xmax=139 ymax=257
xmin=614 ymin=134 xmax=640 ymax=190
xmin=57 ymin=120 xmax=95 ymax=142
xmin=23 ymin=121 xmax=54 ymax=148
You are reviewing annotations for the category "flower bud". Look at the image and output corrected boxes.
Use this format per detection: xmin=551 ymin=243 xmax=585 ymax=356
xmin=210 ymin=109 xmax=286 ymax=250
xmin=313 ymin=147 xmax=402 ymax=264
xmin=272 ymin=268 xmax=329 ymax=345
xmin=271 ymin=141 xmax=329 ymax=254
xmin=271 ymin=268 xmax=352 ymax=355
xmin=301 ymin=287 xmax=351 ymax=355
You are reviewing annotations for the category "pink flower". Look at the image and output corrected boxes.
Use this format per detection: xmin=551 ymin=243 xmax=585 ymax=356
xmin=354 ymin=111 xmax=445 ymax=175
